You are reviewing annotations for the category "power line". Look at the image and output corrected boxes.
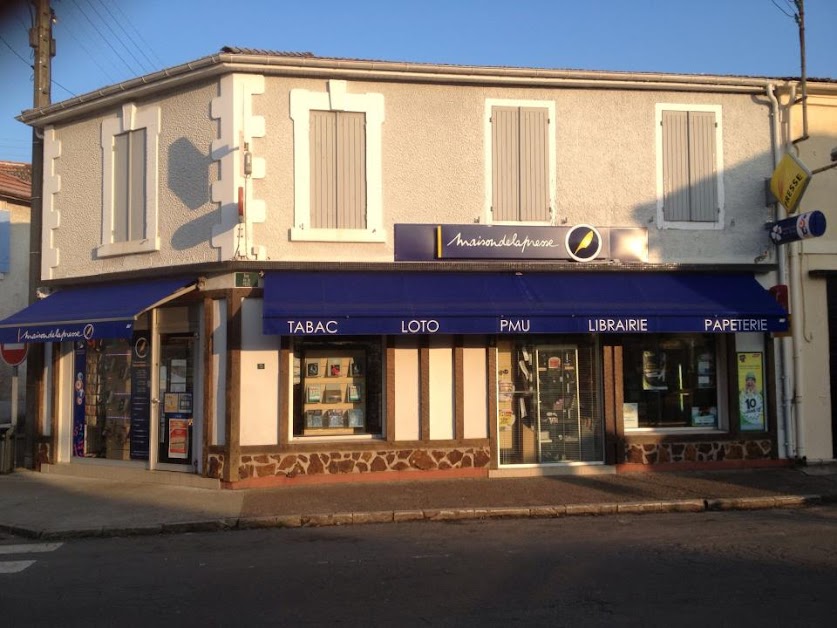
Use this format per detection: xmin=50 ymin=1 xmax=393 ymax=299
xmin=83 ymin=0 xmax=152 ymax=75
xmin=68 ymin=0 xmax=140 ymax=76
xmin=93 ymin=0 xmax=158 ymax=73
xmin=108 ymin=0 xmax=164 ymax=69
xmin=55 ymin=3 xmax=120 ymax=84
xmin=0 ymin=33 xmax=32 ymax=68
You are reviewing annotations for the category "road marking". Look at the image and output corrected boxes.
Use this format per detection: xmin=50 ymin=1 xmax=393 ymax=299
xmin=0 ymin=543 xmax=62 ymax=574
xmin=0 ymin=560 xmax=36 ymax=574
xmin=0 ymin=543 xmax=63 ymax=555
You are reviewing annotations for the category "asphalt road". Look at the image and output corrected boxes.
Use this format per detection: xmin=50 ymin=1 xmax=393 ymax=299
xmin=3 ymin=506 xmax=837 ymax=627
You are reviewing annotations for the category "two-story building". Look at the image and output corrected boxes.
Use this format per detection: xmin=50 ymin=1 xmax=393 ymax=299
xmin=1 ymin=48 xmax=805 ymax=487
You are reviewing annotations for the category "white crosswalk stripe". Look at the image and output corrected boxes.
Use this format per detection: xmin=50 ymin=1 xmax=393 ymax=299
xmin=0 ymin=542 xmax=62 ymax=574
xmin=0 ymin=560 xmax=36 ymax=574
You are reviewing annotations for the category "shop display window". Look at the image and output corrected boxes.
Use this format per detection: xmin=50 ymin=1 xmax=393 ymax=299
xmin=293 ymin=338 xmax=382 ymax=437
xmin=75 ymin=338 xmax=133 ymax=460
xmin=622 ymin=334 xmax=721 ymax=430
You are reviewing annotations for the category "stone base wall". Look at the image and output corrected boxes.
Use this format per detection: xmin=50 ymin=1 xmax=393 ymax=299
xmin=206 ymin=447 xmax=491 ymax=481
xmin=625 ymin=439 xmax=773 ymax=464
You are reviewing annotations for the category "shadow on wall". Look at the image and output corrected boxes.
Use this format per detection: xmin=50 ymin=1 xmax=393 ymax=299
xmin=168 ymin=137 xmax=215 ymax=251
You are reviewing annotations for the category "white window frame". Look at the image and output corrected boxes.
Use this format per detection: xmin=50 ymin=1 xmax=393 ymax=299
xmin=484 ymin=98 xmax=556 ymax=225
xmin=290 ymin=80 xmax=385 ymax=243
xmin=98 ymin=102 xmax=161 ymax=257
xmin=655 ymin=103 xmax=725 ymax=230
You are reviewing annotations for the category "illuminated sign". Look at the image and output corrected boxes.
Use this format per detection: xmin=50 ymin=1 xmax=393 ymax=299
xmin=395 ymin=224 xmax=647 ymax=262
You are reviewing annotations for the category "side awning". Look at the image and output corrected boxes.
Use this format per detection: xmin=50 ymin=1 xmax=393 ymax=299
xmin=263 ymin=271 xmax=788 ymax=336
xmin=0 ymin=277 xmax=197 ymax=344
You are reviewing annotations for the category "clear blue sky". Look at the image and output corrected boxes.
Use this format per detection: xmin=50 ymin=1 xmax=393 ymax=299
xmin=1 ymin=0 xmax=835 ymax=163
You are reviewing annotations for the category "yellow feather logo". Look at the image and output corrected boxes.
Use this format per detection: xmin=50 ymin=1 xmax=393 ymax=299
xmin=574 ymin=230 xmax=595 ymax=255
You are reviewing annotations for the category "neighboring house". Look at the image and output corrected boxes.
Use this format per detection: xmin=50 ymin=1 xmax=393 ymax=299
xmin=0 ymin=162 xmax=31 ymax=425
xmin=774 ymin=84 xmax=837 ymax=464
xmin=3 ymin=48 xmax=815 ymax=488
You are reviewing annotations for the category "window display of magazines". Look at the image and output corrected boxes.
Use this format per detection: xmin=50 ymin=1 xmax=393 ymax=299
xmin=302 ymin=353 xmax=365 ymax=435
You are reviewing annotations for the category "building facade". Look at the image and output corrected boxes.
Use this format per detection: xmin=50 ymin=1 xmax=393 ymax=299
xmin=774 ymin=83 xmax=837 ymax=464
xmin=2 ymin=49 xmax=812 ymax=487
xmin=0 ymin=162 xmax=31 ymax=429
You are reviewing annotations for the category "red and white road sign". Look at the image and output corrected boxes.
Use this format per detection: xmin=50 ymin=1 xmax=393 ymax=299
xmin=0 ymin=343 xmax=28 ymax=367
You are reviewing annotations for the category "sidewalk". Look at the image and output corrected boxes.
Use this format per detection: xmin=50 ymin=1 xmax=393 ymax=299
xmin=1 ymin=465 xmax=837 ymax=540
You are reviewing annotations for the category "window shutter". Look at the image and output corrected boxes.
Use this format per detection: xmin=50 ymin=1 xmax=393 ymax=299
xmin=688 ymin=111 xmax=718 ymax=222
xmin=337 ymin=111 xmax=366 ymax=229
xmin=661 ymin=110 xmax=691 ymax=222
xmin=310 ymin=111 xmax=366 ymax=229
xmin=129 ymin=128 xmax=147 ymax=239
xmin=519 ymin=107 xmax=549 ymax=222
xmin=491 ymin=106 xmax=520 ymax=221
xmin=310 ymin=110 xmax=337 ymax=229
xmin=113 ymin=132 xmax=130 ymax=242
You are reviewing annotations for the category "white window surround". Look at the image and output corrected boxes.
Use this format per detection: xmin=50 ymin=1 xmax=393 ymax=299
xmin=98 ymin=102 xmax=161 ymax=257
xmin=290 ymin=80 xmax=385 ymax=243
xmin=484 ymin=98 xmax=556 ymax=225
xmin=655 ymin=103 xmax=725 ymax=230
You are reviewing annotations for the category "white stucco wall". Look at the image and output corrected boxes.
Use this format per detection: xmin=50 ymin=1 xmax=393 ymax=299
xmin=41 ymin=69 xmax=782 ymax=279
xmin=239 ymin=298 xmax=280 ymax=446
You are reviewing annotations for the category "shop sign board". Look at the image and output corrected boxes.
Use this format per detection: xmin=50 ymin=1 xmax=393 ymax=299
xmin=0 ymin=342 xmax=28 ymax=366
xmin=269 ymin=315 xmax=786 ymax=337
xmin=767 ymin=210 xmax=826 ymax=245
xmin=769 ymin=152 xmax=812 ymax=214
xmin=394 ymin=224 xmax=648 ymax=262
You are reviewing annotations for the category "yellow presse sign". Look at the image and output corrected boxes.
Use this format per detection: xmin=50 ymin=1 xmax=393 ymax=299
xmin=770 ymin=152 xmax=811 ymax=214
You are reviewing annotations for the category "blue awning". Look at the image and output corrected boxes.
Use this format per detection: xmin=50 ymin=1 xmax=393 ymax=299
xmin=263 ymin=271 xmax=788 ymax=336
xmin=0 ymin=277 xmax=197 ymax=344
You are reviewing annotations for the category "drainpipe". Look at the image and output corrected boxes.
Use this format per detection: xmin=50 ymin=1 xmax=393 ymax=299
xmin=766 ymin=84 xmax=795 ymax=459
xmin=786 ymin=83 xmax=806 ymax=462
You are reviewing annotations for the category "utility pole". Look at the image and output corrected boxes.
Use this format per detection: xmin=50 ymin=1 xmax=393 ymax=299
xmin=23 ymin=0 xmax=54 ymax=468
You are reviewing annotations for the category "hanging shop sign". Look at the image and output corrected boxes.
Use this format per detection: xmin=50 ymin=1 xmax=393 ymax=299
xmin=769 ymin=152 xmax=812 ymax=214
xmin=394 ymin=224 xmax=648 ymax=262
xmin=767 ymin=210 xmax=826 ymax=246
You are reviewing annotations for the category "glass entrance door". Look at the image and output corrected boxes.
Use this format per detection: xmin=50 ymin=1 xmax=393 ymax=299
xmin=157 ymin=334 xmax=194 ymax=466
xmin=498 ymin=339 xmax=603 ymax=465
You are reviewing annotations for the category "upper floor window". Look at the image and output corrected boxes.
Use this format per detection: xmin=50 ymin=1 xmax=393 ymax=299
xmin=485 ymin=99 xmax=555 ymax=224
xmin=99 ymin=103 xmax=160 ymax=257
xmin=655 ymin=104 xmax=724 ymax=229
xmin=113 ymin=129 xmax=146 ymax=243
xmin=290 ymin=80 xmax=384 ymax=242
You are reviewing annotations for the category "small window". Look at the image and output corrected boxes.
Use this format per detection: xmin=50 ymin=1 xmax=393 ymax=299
xmin=293 ymin=338 xmax=382 ymax=438
xmin=656 ymin=104 xmax=724 ymax=229
xmin=99 ymin=103 xmax=160 ymax=257
xmin=290 ymin=80 xmax=384 ymax=242
xmin=622 ymin=334 xmax=723 ymax=430
xmin=485 ymin=99 xmax=555 ymax=224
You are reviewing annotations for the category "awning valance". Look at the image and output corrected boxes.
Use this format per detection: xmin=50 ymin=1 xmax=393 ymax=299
xmin=263 ymin=271 xmax=788 ymax=336
xmin=0 ymin=277 xmax=197 ymax=344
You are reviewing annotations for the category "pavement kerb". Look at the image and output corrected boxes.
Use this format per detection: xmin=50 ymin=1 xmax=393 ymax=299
xmin=2 ymin=493 xmax=834 ymax=541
